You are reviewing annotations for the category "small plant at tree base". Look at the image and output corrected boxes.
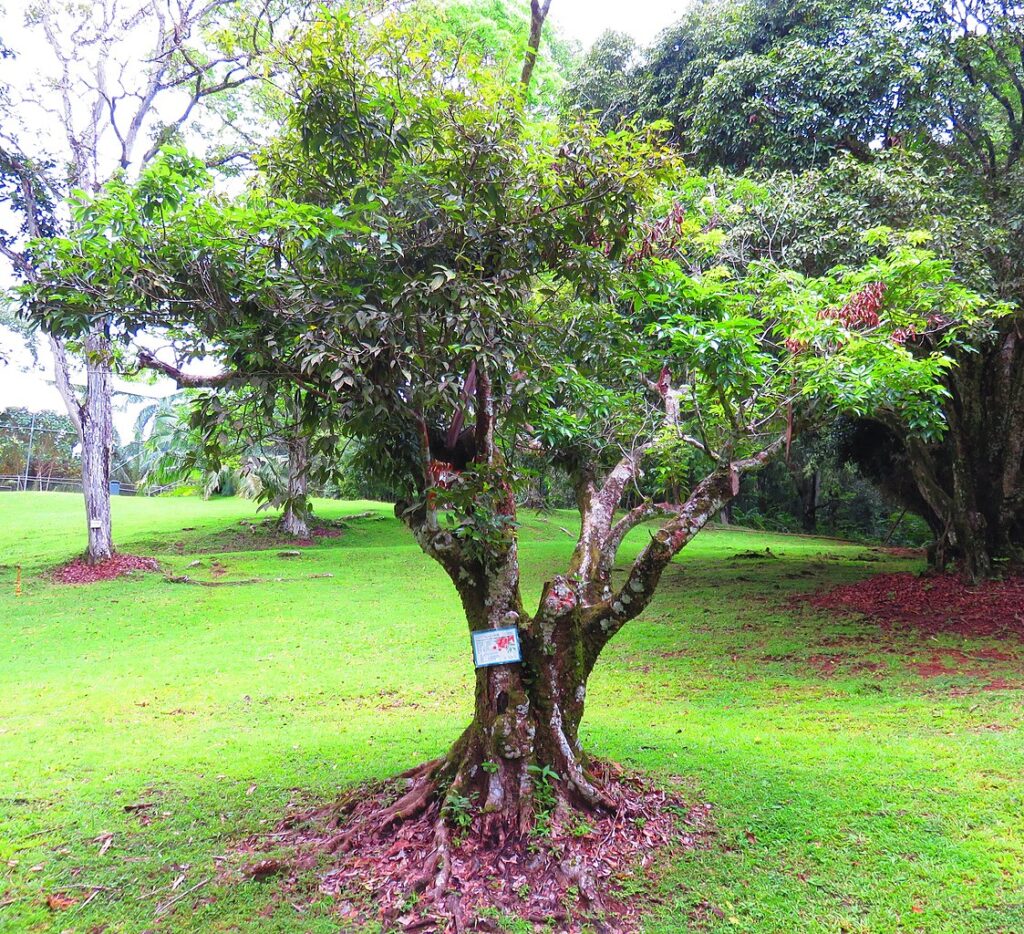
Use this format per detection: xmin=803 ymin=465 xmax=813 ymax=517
xmin=569 ymin=816 xmax=596 ymax=838
xmin=441 ymin=790 xmax=477 ymax=834
xmin=527 ymin=764 xmax=561 ymax=838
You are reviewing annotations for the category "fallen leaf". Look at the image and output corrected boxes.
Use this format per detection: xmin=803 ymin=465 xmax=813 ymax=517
xmin=241 ymin=859 xmax=287 ymax=880
xmin=47 ymin=893 xmax=77 ymax=910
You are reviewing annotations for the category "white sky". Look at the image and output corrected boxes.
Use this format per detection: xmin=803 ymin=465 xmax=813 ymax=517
xmin=549 ymin=0 xmax=683 ymax=47
xmin=0 ymin=0 xmax=687 ymax=440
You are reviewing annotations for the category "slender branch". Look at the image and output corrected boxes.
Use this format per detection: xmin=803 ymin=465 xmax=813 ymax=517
xmin=519 ymin=0 xmax=553 ymax=90
xmin=135 ymin=350 xmax=239 ymax=387
xmin=49 ymin=335 xmax=84 ymax=440
xmin=585 ymin=432 xmax=788 ymax=646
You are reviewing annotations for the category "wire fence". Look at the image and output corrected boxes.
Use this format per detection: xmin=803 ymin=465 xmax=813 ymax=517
xmin=0 ymin=475 xmax=182 ymax=495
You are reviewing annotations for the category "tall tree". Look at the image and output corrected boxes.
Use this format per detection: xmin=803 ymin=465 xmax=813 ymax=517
xmin=582 ymin=0 xmax=1024 ymax=578
xmin=22 ymin=8 xmax=995 ymax=915
xmin=0 ymin=0 xmax=314 ymax=561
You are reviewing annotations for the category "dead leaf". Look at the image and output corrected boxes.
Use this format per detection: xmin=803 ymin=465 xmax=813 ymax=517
xmin=241 ymin=859 xmax=287 ymax=880
xmin=47 ymin=893 xmax=78 ymax=911
xmin=94 ymin=832 xmax=114 ymax=855
xmin=246 ymin=784 xmax=257 ymax=796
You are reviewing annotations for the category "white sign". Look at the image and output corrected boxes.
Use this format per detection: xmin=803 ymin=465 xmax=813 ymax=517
xmin=89 ymin=519 xmax=102 ymax=530
xmin=471 ymin=626 xmax=522 ymax=668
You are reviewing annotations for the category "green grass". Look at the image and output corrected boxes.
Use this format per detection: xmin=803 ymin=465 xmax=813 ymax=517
xmin=0 ymin=492 xmax=1022 ymax=932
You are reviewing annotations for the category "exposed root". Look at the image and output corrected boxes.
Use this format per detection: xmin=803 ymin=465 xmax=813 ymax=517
xmin=235 ymin=760 xmax=714 ymax=932
xmin=377 ymin=775 xmax=436 ymax=826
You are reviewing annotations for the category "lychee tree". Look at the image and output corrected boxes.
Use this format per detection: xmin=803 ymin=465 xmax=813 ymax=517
xmin=20 ymin=4 xmax=1000 ymax=903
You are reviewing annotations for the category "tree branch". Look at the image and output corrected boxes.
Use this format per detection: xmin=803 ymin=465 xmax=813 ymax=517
xmin=585 ymin=432 xmax=788 ymax=647
xmin=519 ymin=0 xmax=553 ymax=91
xmin=136 ymin=349 xmax=239 ymax=387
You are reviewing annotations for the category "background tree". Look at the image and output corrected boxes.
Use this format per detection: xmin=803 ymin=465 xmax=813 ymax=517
xmin=565 ymin=0 xmax=1024 ymax=578
xmin=0 ymin=407 xmax=78 ymax=489
xmin=0 ymin=0 xmax=318 ymax=561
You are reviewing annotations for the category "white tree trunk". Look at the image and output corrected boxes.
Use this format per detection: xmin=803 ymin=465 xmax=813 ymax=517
xmin=81 ymin=329 xmax=115 ymax=561
xmin=281 ymin=430 xmax=311 ymax=539
xmin=52 ymin=330 xmax=115 ymax=562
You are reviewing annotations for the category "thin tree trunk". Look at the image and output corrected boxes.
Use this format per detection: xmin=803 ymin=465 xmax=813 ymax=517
xmin=50 ymin=330 xmax=115 ymax=562
xmin=519 ymin=0 xmax=553 ymax=91
xmin=281 ymin=430 xmax=311 ymax=539
xmin=81 ymin=329 xmax=114 ymax=562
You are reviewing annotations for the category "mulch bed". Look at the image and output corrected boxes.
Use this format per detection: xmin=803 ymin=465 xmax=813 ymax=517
xmin=52 ymin=554 xmax=159 ymax=584
xmin=805 ymin=571 xmax=1024 ymax=639
xmin=233 ymin=765 xmax=714 ymax=932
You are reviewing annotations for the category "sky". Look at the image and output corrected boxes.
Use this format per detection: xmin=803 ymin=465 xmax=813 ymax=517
xmin=549 ymin=0 xmax=684 ymax=47
xmin=0 ymin=0 xmax=688 ymax=441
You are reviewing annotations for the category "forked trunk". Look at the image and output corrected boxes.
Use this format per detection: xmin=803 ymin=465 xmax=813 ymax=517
xmin=424 ymin=537 xmax=605 ymax=845
xmin=440 ymin=616 xmax=603 ymax=844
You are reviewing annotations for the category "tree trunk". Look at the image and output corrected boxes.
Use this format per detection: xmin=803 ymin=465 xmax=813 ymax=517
xmin=81 ymin=329 xmax=115 ymax=562
xmin=786 ymin=455 xmax=819 ymax=534
xmin=894 ymin=320 xmax=1024 ymax=580
xmin=519 ymin=0 xmax=553 ymax=91
xmin=799 ymin=469 xmax=819 ymax=533
xmin=437 ymin=598 xmax=604 ymax=844
xmin=51 ymin=330 xmax=115 ymax=563
xmin=399 ymin=516 xmax=605 ymax=849
xmin=281 ymin=430 xmax=311 ymax=539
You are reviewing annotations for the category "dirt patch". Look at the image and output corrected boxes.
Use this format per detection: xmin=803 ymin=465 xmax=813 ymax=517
xmin=909 ymin=653 xmax=988 ymax=679
xmin=807 ymin=653 xmax=844 ymax=676
xmin=232 ymin=765 xmax=713 ymax=932
xmin=53 ymin=554 xmax=159 ymax=585
xmin=980 ymin=678 xmax=1024 ymax=691
xmin=804 ymin=572 xmax=1024 ymax=639
xmin=312 ymin=528 xmax=342 ymax=539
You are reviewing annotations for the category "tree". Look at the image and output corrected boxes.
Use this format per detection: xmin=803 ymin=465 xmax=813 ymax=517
xmin=560 ymin=29 xmax=639 ymax=128
xmin=438 ymin=0 xmax=576 ymax=110
xmin=0 ymin=0 xmax=318 ymax=561
xmin=20 ymin=6 xmax=994 ymax=916
xmin=595 ymin=0 xmax=1024 ymax=578
xmin=132 ymin=353 xmax=321 ymax=534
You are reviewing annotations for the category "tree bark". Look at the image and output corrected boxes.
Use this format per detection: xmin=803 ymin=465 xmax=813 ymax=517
xmin=80 ymin=328 xmax=115 ymax=562
xmin=280 ymin=429 xmax=311 ymax=539
xmin=891 ymin=319 xmax=1024 ymax=580
xmin=519 ymin=0 xmax=553 ymax=91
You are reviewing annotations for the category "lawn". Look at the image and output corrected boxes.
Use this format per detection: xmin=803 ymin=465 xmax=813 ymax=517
xmin=0 ymin=493 xmax=1022 ymax=932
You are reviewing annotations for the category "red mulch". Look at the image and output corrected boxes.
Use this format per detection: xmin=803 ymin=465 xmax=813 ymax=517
xmin=53 ymin=554 xmax=159 ymax=585
xmin=805 ymin=571 xmax=1024 ymax=639
xmin=233 ymin=766 xmax=713 ymax=932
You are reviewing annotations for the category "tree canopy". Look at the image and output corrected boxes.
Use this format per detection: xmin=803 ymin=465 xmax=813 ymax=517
xmin=11 ymin=0 xmax=1012 ymax=919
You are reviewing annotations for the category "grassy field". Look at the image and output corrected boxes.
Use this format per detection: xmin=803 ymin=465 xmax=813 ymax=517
xmin=0 ymin=492 xmax=1022 ymax=933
